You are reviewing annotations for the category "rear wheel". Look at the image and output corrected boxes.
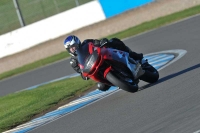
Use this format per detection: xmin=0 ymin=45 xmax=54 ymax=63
xmin=106 ymin=72 xmax=138 ymax=93
xmin=140 ymin=64 xmax=159 ymax=83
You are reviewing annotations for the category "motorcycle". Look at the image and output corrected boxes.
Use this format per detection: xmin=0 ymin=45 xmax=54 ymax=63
xmin=77 ymin=42 xmax=159 ymax=93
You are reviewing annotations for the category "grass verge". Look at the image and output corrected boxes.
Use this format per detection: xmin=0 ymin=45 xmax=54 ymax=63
xmin=107 ymin=4 xmax=200 ymax=39
xmin=0 ymin=76 xmax=96 ymax=132
xmin=1 ymin=5 xmax=200 ymax=81
xmin=0 ymin=4 xmax=200 ymax=132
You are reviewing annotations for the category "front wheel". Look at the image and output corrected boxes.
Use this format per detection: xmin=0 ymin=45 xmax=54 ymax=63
xmin=105 ymin=72 xmax=138 ymax=93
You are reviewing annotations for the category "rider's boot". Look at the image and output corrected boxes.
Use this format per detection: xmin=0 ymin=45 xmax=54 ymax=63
xmin=126 ymin=46 xmax=148 ymax=67
xmin=129 ymin=51 xmax=143 ymax=61
xmin=125 ymin=46 xmax=143 ymax=61
xmin=140 ymin=58 xmax=149 ymax=68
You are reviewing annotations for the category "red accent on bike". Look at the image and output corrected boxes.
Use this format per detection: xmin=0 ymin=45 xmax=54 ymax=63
xmin=82 ymin=72 xmax=88 ymax=77
xmin=80 ymin=43 xmax=113 ymax=84
xmin=89 ymin=42 xmax=94 ymax=54
xmin=88 ymin=55 xmax=103 ymax=82
xmin=104 ymin=66 xmax=112 ymax=78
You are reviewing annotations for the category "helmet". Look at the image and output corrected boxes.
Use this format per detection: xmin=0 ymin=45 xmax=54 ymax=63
xmin=64 ymin=35 xmax=81 ymax=56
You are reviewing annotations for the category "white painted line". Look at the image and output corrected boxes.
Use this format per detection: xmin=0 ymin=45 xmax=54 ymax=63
xmin=146 ymin=49 xmax=187 ymax=71
xmin=194 ymin=130 xmax=200 ymax=133
xmin=58 ymin=90 xmax=112 ymax=109
xmin=149 ymin=55 xmax=174 ymax=64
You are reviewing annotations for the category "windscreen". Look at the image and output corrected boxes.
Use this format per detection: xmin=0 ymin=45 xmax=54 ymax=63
xmin=76 ymin=44 xmax=90 ymax=69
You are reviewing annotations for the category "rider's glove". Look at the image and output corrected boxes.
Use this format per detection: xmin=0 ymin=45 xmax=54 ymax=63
xmin=70 ymin=57 xmax=81 ymax=73
xmin=100 ymin=38 xmax=109 ymax=47
xmin=70 ymin=57 xmax=90 ymax=80
xmin=93 ymin=39 xmax=100 ymax=46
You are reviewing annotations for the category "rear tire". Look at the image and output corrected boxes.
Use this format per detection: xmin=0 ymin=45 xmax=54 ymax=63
xmin=140 ymin=64 xmax=159 ymax=83
xmin=106 ymin=72 xmax=138 ymax=93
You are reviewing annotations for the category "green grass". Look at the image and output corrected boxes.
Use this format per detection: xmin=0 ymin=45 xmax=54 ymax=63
xmin=0 ymin=76 xmax=96 ymax=132
xmin=0 ymin=0 xmax=93 ymax=35
xmin=0 ymin=4 xmax=200 ymax=132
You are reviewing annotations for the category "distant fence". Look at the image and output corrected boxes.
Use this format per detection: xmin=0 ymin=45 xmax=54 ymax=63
xmin=0 ymin=1 xmax=106 ymax=59
xmin=0 ymin=0 xmax=93 ymax=35
xmin=0 ymin=0 xmax=153 ymax=59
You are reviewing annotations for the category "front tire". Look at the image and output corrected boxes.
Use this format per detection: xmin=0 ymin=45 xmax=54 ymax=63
xmin=106 ymin=72 xmax=138 ymax=93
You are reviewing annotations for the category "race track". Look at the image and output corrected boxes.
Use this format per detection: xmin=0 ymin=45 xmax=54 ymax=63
xmin=2 ymin=14 xmax=200 ymax=133
xmin=0 ymin=58 xmax=75 ymax=96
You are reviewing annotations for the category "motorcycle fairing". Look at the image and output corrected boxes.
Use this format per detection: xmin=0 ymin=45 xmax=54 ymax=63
xmin=77 ymin=43 xmax=143 ymax=83
xmin=77 ymin=43 xmax=106 ymax=82
xmin=100 ymin=47 xmax=143 ymax=79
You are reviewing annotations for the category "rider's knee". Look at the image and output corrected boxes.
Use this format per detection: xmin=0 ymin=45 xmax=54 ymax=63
xmin=97 ymin=82 xmax=110 ymax=91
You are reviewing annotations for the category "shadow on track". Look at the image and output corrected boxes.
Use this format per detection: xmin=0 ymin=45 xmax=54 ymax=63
xmin=139 ymin=63 xmax=200 ymax=91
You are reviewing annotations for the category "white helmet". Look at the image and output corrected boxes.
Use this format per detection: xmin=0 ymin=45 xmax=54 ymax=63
xmin=64 ymin=35 xmax=81 ymax=56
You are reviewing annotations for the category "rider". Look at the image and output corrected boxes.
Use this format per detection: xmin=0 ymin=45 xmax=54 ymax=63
xmin=63 ymin=35 xmax=147 ymax=91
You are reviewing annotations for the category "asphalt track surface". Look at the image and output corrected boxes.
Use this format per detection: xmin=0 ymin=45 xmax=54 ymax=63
xmin=1 ymin=14 xmax=200 ymax=133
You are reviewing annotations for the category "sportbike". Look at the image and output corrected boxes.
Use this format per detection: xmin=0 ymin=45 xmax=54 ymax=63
xmin=77 ymin=42 xmax=159 ymax=93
